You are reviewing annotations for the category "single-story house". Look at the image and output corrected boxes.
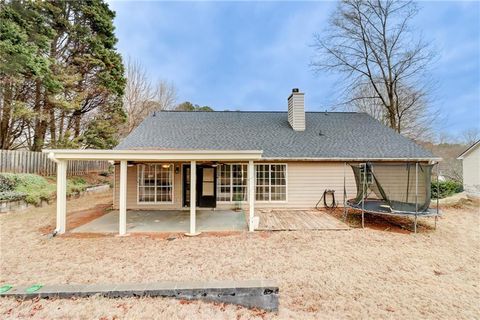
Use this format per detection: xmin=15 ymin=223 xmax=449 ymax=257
xmin=45 ymin=89 xmax=439 ymax=235
xmin=457 ymin=140 xmax=480 ymax=197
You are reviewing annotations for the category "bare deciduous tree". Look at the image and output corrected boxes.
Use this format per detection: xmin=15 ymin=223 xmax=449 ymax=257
xmin=311 ymin=0 xmax=436 ymax=140
xmin=122 ymin=58 xmax=177 ymax=136
xmin=461 ymin=128 xmax=480 ymax=146
xmin=349 ymin=83 xmax=437 ymax=140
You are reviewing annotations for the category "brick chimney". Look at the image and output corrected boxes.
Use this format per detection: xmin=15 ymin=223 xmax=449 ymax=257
xmin=287 ymin=88 xmax=305 ymax=131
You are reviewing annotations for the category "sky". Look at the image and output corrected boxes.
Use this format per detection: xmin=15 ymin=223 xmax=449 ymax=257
xmin=109 ymin=1 xmax=480 ymax=138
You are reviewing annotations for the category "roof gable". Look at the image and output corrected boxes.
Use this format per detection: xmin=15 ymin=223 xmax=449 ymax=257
xmin=458 ymin=140 xmax=480 ymax=159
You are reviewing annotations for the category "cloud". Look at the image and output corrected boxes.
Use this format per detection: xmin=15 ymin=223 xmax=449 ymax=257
xmin=108 ymin=1 xmax=479 ymax=135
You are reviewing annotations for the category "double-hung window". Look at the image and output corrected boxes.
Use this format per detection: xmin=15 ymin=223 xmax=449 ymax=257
xmin=255 ymin=164 xmax=287 ymax=201
xmin=217 ymin=164 xmax=248 ymax=202
xmin=138 ymin=164 xmax=174 ymax=203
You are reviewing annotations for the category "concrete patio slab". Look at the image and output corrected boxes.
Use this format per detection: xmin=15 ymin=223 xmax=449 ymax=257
xmin=71 ymin=209 xmax=247 ymax=233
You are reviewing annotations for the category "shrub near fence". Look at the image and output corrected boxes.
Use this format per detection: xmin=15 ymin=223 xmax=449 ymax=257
xmin=0 ymin=150 xmax=110 ymax=176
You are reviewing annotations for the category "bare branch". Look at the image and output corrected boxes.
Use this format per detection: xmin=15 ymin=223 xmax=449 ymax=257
xmin=121 ymin=57 xmax=177 ymax=136
xmin=311 ymin=0 xmax=436 ymax=139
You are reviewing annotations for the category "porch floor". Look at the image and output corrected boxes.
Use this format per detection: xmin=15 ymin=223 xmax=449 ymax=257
xmin=256 ymin=209 xmax=349 ymax=231
xmin=72 ymin=209 xmax=247 ymax=233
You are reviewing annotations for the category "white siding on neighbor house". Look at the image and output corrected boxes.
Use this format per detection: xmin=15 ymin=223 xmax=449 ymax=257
xmin=462 ymin=145 xmax=480 ymax=196
xmin=113 ymin=161 xmax=358 ymax=210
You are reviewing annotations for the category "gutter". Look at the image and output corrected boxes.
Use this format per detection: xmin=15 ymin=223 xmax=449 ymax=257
xmin=45 ymin=150 xmax=441 ymax=163
xmin=260 ymin=157 xmax=442 ymax=162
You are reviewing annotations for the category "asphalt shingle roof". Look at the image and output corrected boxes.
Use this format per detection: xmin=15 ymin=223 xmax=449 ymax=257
xmin=115 ymin=111 xmax=435 ymax=160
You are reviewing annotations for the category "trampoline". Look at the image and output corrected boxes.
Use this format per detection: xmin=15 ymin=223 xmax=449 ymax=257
xmin=343 ymin=162 xmax=440 ymax=233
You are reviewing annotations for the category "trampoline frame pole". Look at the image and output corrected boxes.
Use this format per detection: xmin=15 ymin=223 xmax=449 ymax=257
xmin=415 ymin=162 xmax=418 ymax=233
xmin=362 ymin=163 xmax=365 ymax=229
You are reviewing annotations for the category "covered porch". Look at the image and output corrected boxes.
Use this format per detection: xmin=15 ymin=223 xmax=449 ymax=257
xmin=44 ymin=149 xmax=263 ymax=236
xmin=72 ymin=209 xmax=247 ymax=233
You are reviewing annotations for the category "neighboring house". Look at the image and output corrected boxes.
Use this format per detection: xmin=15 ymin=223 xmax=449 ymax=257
xmin=45 ymin=89 xmax=439 ymax=235
xmin=457 ymin=140 xmax=480 ymax=197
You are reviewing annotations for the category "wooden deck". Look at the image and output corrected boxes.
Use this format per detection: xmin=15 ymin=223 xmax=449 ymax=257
xmin=256 ymin=209 xmax=349 ymax=231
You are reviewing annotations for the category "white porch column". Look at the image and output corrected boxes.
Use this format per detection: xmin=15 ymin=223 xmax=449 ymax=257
xmin=248 ymin=160 xmax=255 ymax=232
xmin=56 ymin=160 xmax=67 ymax=234
xmin=186 ymin=160 xmax=199 ymax=236
xmin=119 ymin=160 xmax=127 ymax=236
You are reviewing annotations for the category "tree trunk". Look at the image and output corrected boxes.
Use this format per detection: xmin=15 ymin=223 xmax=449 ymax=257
xmin=49 ymin=107 xmax=56 ymax=147
xmin=31 ymin=81 xmax=46 ymax=151
xmin=32 ymin=93 xmax=52 ymax=152
xmin=387 ymin=91 xmax=398 ymax=132
xmin=59 ymin=110 xmax=65 ymax=142
xmin=73 ymin=110 xmax=81 ymax=138
xmin=0 ymin=82 xmax=13 ymax=149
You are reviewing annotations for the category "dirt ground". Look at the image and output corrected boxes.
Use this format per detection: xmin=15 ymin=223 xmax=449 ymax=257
xmin=0 ymin=192 xmax=479 ymax=319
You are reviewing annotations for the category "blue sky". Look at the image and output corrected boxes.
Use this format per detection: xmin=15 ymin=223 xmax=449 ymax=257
xmin=109 ymin=1 xmax=480 ymax=137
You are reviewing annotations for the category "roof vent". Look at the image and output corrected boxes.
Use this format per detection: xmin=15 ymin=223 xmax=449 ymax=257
xmin=287 ymin=88 xmax=305 ymax=131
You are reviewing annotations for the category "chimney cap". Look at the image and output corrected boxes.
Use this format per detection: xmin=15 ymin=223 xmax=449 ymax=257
xmin=292 ymin=88 xmax=300 ymax=93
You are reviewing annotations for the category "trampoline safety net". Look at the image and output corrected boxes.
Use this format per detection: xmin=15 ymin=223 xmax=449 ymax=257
xmin=349 ymin=162 xmax=434 ymax=214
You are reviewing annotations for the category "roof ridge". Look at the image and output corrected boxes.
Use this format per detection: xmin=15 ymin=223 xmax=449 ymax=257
xmin=154 ymin=110 xmax=361 ymax=114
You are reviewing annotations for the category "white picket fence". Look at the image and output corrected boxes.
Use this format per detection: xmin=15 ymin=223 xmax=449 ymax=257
xmin=0 ymin=150 xmax=111 ymax=176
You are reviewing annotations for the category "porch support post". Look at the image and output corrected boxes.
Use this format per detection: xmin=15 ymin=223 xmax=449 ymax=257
xmin=56 ymin=160 xmax=67 ymax=234
xmin=119 ymin=160 xmax=127 ymax=236
xmin=248 ymin=160 xmax=255 ymax=232
xmin=186 ymin=160 xmax=200 ymax=236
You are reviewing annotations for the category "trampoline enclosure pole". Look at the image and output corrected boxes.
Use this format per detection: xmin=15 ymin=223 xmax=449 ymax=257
xmin=436 ymin=162 xmax=439 ymax=229
xmin=437 ymin=163 xmax=439 ymax=206
xmin=343 ymin=162 xmax=347 ymax=221
xmin=362 ymin=163 xmax=365 ymax=228
xmin=415 ymin=162 xmax=418 ymax=233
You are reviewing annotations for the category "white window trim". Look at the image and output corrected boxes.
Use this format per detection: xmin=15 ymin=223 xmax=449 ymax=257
xmin=216 ymin=163 xmax=249 ymax=203
xmin=255 ymin=163 xmax=288 ymax=203
xmin=137 ymin=163 xmax=175 ymax=205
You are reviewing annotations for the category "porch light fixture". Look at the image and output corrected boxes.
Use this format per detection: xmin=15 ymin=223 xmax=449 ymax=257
xmin=162 ymin=164 xmax=171 ymax=169
xmin=127 ymin=161 xmax=134 ymax=167
xmin=211 ymin=162 xmax=218 ymax=167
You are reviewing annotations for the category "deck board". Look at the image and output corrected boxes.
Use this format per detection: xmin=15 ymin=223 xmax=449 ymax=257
xmin=256 ymin=209 xmax=349 ymax=231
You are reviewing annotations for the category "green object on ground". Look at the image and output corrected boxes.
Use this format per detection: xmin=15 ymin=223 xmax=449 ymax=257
xmin=26 ymin=284 xmax=43 ymax=293
xmin=0 ymin=285 xmax=13 ymax=293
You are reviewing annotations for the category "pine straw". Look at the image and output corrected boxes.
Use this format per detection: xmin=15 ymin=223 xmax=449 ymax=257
xmin=0 ymin=192 xmax=479 ymax=319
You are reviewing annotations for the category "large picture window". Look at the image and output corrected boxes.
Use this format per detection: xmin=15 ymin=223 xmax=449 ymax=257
xmin=138 ymin=164 xmax=174 ymax=203
xmin=255 ymin=164 xmax=287 ymax=201
xmin=217 ymin=164 xmax=248 ymax=202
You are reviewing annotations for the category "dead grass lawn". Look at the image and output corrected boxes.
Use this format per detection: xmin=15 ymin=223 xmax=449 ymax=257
xmin=0 ymin=192 xmax=479 ymax=319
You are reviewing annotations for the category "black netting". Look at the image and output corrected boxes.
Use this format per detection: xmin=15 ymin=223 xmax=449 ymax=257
xmin=348 ymin=162 xmax=433 ymax=214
